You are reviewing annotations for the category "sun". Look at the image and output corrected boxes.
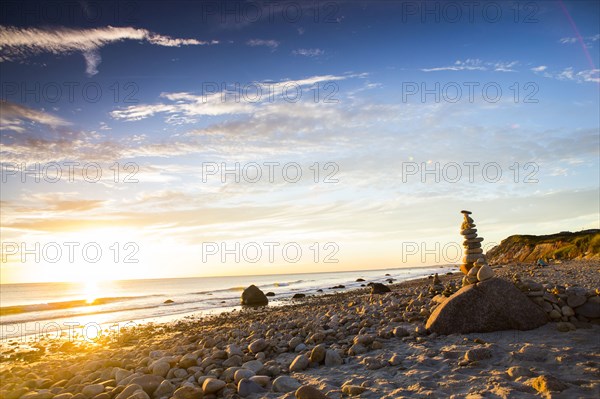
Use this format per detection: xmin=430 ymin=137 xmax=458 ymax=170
xmin=83 ymin=280 xmax=101 ymax=304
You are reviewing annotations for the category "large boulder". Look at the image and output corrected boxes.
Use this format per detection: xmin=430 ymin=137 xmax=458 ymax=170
xmin=241 ymin=284 xmax=268 ymax=306
xmin=368 ymin=282 xmax=391 ymax=294
xmin=426 ymin=278 xmax=547 ymax=334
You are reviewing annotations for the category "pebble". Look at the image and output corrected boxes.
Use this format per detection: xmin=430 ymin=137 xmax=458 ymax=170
xmin=201 ymin=378 xmax=226 ymax=394
xmin=234 ymin=369 xmax=255 ymax=384
xmin=82 ymin=385 xmax=105 ymax=397
xmin=237 ymin=379 xmax=264 ymax=397
xmin=295 ymin=386 xmax=329 ymax=399
xmin=507 ymin=366 xmax=533 ymax=379
xmin=273 ymin=376 xmax=302 ymax=393
xmin=465 ymin=347 xmax=492 ymax=362
xmin=309 ymin=344 xmax=327 ymax=363
xmin=172 ymin=386 xmax=202 ymax=399
xmin=248 ymin=338 xmax=268 ymax=353
xmin=289 ymin=354 xmax=310 ymax=371
xmin=342 ymin=385 xmax=366 ymax=395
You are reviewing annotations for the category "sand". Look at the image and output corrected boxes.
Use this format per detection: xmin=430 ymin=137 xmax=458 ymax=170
xmin=1 ymin=260 xmax=599 ymax=399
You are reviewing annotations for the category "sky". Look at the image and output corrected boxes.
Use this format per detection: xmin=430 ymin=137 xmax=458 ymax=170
xmin=0 ymin=0 xmax=599 ymax=284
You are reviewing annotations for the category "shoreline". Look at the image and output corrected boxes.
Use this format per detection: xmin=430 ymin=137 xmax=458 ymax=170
xmin=1 ymin=265 xmax=457 ymax=342
xmin=1 ymin=260 xmax=599 ymax=398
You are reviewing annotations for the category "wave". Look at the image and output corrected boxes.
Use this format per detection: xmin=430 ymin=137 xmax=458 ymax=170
xmin=0 ymin=295 xmax=157 ymax=316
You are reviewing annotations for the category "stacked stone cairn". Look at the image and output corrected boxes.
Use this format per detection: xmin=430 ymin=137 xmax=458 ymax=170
xmin=459 ymin=210 xmax=494 ymax=287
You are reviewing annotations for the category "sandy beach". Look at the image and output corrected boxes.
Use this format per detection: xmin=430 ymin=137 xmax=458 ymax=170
xmin=1 ymin=260 xmax=599 ymax=399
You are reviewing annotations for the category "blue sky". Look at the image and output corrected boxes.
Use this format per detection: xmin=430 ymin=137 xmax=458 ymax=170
xmin=1 ymin=0 xmax=598 ymax=283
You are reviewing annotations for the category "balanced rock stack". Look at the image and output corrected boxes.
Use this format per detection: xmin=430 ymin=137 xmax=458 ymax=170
xmin=459 ymin=210 xmax=494 ymax=286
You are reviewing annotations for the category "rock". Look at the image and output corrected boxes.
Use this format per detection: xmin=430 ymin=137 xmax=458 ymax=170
xmin=309 ymin=344 xmax=327 ymax=364
xmin=561 ymin=305 xmax=575 ymax=317
xmin=531 ymin=375 xmax=567 ymax=393
xmin=549 ymin=309 xmax=561 ymax=319
xmin=341 ymin=385 xmax=366 ymax=395
xmin=295 ymin=386 xmax=329 ymax=399
xmin=225 ymin=344 xmax=243 ymax=357
xmin=153 ymin=380 xmax=175 ymax=399
xmin=289 ymin=354 xmax=309 ymax=372
xmin=567 ymin=294 xmax=586 ymax=308
xmin=234 ymin=369 xmax=255 ymax=384
xmin=393 ymin=327 xmax=409 ymax=337
xmin=248 ymin=338 xmax=268 ymax=353
xmin=150 ymin=362 xmax=170 ymax=378
xmin=241 ymin=285 xmax=268 ymax=306
xmin=163 ymin=299 xmax=174 ymax=304
xmin=128 ymin=391 xmax=149 ymax=399
xmin=172 ymin=386 xmax=202 ymax=399
xmin=426 ymin=278 xmax=548 ymax=334
xmin=465 ymin=347 xmax=492 ymax=362
xmin=477 ymin=264 xmax=494 ymax=281
xmin=128 ymin=375 xmax=164 ymax=396
xmin=292 ymin=293 xmax=306 ymax=299
xmin=249 ymin=376 xmax=270 ymax=387
xmin=237 ymin=379 xmax=264 ymax=397
xmin=356 ymin=278 xmax=365 ymax=282
xmin=273 ymin=376 xmax=302 ymax=393
xmin=369 ymin=283 xmax=391 ymax=294
xmin=265 ymin=292 xmax=275 ymax=297
xmin=114 ymin=385 xmax=143 ymax=399
xmin=575 ymin=298 xmax=600 ymax=318
xmin=202 ymin=378 xmax=226 ymax=394
xmin=242 ymin=359 xmax=263 ymax=373
xmin=82 ymin=385 xmax=105 ymax=397
xmin=324 ymin=350 xmax=343 ymax=366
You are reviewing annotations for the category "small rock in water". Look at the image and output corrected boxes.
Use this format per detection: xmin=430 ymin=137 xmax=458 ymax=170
xmin=241 ymin=284 xmax=268 ymax=306
xmin=292 ymin=293 xmax=306 ymax=299
xmin=163 ymin=299 xmax=174 ymax=304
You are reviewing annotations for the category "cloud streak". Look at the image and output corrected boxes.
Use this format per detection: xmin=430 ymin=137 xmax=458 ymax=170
xmin=422 ymin=59 xmax=518 ymax=73
xmin=0 ymin=101 xmax=71 ymax=132
xmin=0 ymin=25 xmax=216 ymax=76
xmin=246 ymin=39 xmax=280 ymax=50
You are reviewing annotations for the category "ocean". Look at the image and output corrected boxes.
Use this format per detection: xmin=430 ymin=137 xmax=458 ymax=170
xmin=0 ymin=266 xmax=456 ymax=341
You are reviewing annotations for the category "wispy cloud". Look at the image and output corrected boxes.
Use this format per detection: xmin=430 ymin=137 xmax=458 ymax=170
xmin=559 ymin=34 xmax=600 ymax=47
xmin=422 ymin=59 xmax=518 ymax=73
xmin=110 ymin=74 xmax=352 ymax=122
xmin=246 ymin=39 xmax=280 ymax=50
xmin=292 ymin=48 xmax=324 ymax=57
xmin=0 ymin=25 xmax=216 ymax=76
xmin=0 ymin=101 xmax=71 ymax=132
xmin=531 ymin=65 xmax=547 ymax=72
xmin=532 ymin=66 xmax=599 ymax=83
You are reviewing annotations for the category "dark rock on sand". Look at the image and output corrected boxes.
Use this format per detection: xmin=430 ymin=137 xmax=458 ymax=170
xmin=265 ymin=292 xmax=275 ymax=297
xmin=330 ymin=285 xmax=345 ymax=289
xmin=356 ymin=278 xmax=365 ymax=282
xmin=575 ymin=297 xmax=600 ymax=319
xmin=369 ymin=283 xmax=391 ymax=294
xmin=426 ymin=278 xmax=547 ymax=334
xmin=292 ymin=293 xmax=306 ymax=299
xmin=241 ymin=285 xmax=268 ymax=306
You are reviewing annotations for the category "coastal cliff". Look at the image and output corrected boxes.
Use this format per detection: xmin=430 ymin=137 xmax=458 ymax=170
xmin=487 ymin=229 xmax=600 ymax=264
